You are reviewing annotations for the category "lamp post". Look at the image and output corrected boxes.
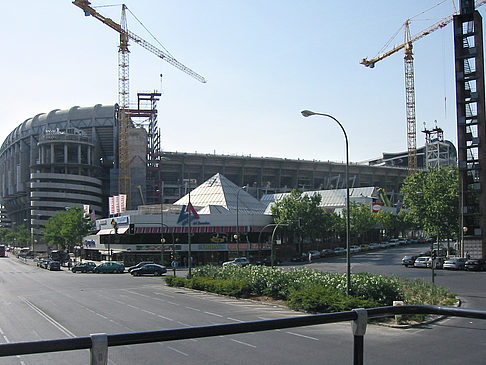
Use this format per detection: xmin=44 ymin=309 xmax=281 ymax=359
xmin=234 ymin=186 xmax=246 ymax=256
xmin=301 ymin=110 xmax=351 ymax=295
xmin=160 ymin=181 xmax=165 ymax=266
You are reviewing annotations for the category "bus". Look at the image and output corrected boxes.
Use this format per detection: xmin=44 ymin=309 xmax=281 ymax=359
xmin=0 ymin=245 xmax=6 ymax=257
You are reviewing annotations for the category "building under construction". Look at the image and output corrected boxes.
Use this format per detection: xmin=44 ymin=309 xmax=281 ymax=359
xmin=0 ymin=101 xmax=412 ymax=244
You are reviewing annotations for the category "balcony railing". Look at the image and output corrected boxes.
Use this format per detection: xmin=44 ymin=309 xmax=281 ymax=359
xmin=0 ymin=305 xmax=485 ymax=365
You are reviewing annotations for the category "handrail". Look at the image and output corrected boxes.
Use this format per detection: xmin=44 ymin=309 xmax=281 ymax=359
xmin=0 ymin=305 xmax=485 ymax=364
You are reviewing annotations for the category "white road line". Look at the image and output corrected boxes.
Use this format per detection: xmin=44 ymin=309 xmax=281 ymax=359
xmin=157 ymin=314 xmax=174 ymax=321
xmin=204 ymin=311 xmax=223 ymax=318
xmin=96 ymin=313 xmax=108 ymax=319
xmin=227 ymin=317 xmax=244 ymax=322
xmin=230 ymin=338 xmax=257 ymax=348
xmin=141 ymin=309 xmax=156 ymax=316
xmin=167 ymin=346 xmax=189 ymax=356
xmin=285 ymin=331 xmax=319 ymax=341
xmin=126 ymin=304 xmax=139 ymax=310
xmin=185 ymin=306 xmax=201 ymax=312
xmin=153 ymin=292 xmax=175 ymax=298
xmin=0 ymin=327 xmax=3 ymax=335
xmin=166 ymin=301 xmax=179 ymax=306
xmin=21 ymin=298 xmax=75 ymax=338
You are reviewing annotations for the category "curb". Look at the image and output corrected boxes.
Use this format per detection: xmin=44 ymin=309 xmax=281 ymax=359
xmin=376 ymin=298 xmax=462 ymax=329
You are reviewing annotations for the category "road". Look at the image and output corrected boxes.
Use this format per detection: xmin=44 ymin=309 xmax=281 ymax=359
xmin=0 ymin=245 xmax=485 ymax=365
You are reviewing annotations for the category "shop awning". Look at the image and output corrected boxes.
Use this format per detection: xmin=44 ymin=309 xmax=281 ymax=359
xmin=96 ymin=227 xmax=128 ymax=235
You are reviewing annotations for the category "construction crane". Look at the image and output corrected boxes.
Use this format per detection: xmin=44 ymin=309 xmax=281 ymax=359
xmin=361 ymin=0 xmax=486 ymax=172
xmin=72 ymin=1 xmax=206 ymax=204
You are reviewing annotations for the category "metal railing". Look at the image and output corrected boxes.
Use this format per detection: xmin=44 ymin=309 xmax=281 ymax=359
xmin=0 ymin=305 xmax=485 ymax=365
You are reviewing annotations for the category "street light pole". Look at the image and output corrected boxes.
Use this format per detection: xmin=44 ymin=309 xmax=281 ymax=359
xmin=301 ymin=110 xmax=351 ymax=295
xmin=160 ymin=181 xmax=165 ymax=265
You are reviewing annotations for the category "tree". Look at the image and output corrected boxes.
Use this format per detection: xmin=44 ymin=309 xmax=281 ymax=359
xmin=345 ymin=201 xmax=376 ymax=242
xmin=401 ymin=167 xmax=458 ymax=241
xmin=44 ymin=207 xmax=93 ymax=252
xmin=271 ymin=190 xmax=339 ymax=248
xmin=375 ymin=209 xmax=411 ymax=239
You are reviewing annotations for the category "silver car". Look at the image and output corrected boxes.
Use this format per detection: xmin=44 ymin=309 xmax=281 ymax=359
xmin=413 ymin=256 xmax=430 ymax=268
xmin=443 ymin=258 xmax=467 ymax=270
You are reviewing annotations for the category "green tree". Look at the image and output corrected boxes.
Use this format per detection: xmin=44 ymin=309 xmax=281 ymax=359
xmin=375 ymin=209 xmax=411 ymax=239
xmin=401 ymin=167 xmax=458 ymax=241
xmin=345 ymin=201 xmax=376 ymax=242
xmin=44 ymin=207 xmax=93 ymax=252
xmin=271 ymin=190 xmax=338 ymax=247
xmin=15 ymin=224 xmax=30 ymax=247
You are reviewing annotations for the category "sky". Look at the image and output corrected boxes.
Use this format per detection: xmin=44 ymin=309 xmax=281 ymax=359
xmin=1 ymin=1 xmax=483 ymax=164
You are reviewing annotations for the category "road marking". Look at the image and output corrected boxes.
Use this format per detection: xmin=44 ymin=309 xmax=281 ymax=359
xmin=157 ymin=314 xmax=174 ymax=321
xmin=153 ymin=291 xmax=175 ymax=298
xmin=230 ymin=338 xmax=257 ymax=348
xmin=141 ymin=309 xmax=156 ymax=316
xmin=285 ymin=331 xmax=319 ymax=341
xmin=204 ymin=311 xmax=223 ymax=318
xmin=126 ymin=304 xmax=139 ymax=310
xmin=227 ymin=317 xmax=244 ymax=322
xmin=167 ymin=346 xmax=188 ymax=356
xmin=185 ymin=306 xmax=201 ymax=312
xmin=21 ymin=298 xmax=76 ymax=338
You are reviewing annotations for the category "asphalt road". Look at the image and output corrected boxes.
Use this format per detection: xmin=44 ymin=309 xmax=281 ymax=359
xmin=0 ymin=245 xmax=485 ymax=365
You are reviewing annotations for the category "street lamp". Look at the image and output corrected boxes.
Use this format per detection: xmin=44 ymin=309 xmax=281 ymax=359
xmin=301 ymin=110 xmax=351 ymax=295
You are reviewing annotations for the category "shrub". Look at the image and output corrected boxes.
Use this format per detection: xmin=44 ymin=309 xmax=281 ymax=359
xmin=164 ymin=276 xmax=186 ymax=287
xmin=185 ymin=276 xmax=252 ymax=298
xmin=288 ymin=285 xmax=379 ymax=313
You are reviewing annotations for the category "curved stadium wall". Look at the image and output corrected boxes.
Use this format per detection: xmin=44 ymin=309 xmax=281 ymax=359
xmin=0 ymin=105 xmax=117 ymax=237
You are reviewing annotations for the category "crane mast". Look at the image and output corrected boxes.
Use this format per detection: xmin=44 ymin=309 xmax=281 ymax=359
xmin=361 ymin=0 xmax=486 ymax=172
xmin=72 ymin=0 xmax=206 ymax=205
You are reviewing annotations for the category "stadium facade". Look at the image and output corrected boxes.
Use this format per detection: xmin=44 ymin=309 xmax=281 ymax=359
xmin=1 ymin=104 xmax=418 ymax=246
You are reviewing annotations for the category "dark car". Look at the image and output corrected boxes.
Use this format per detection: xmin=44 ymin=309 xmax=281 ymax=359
xmin=401 ymin=255 xmax=418 ymax=267
xmin=255 ymin=256 xmax=281 ymax=266
xmin=48 ymin=261 xmax=61 ymax=271
xmin=93 ymin=261 xmax=125 ymax=274
xmin=130 ymin=264 xmax=167 ymax=276
xmin=127 ymin=261 xmax=154 ymax=273
xmin=71 ymin=262 xmax=97 ymax=273
xmin=39 ymin=259 xmax=52 ymax=269
xmin=465 ymin=259 xmax=486 ymax=271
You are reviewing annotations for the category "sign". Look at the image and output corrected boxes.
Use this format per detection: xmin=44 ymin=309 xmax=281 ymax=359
xmin=372 ymin=203 xmax=383 ymax=213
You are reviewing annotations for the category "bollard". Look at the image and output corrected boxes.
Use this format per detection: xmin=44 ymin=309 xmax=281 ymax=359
xmin=90 ymin=333 xmax=108 ymax=365
xmin=352 ymin=308 xmax=368 ymax=365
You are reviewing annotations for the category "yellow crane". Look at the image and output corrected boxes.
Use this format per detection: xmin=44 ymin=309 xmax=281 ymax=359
xmin=72 ymin=1 xmax=206 ymax=203
xmin=361 ymin=0 xmax=486 ymax=172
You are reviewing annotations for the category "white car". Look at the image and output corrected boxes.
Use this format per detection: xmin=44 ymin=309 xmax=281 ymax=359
xmin=349 ymin=245 xmax=361 ymax=253
xmin=222 ymin=257 xmax=250 ymax=267
xmin=413 ymin=256 xmax=431 ymax=268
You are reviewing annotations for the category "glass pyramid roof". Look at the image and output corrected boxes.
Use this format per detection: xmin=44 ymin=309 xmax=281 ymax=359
xmin=174 ymin=173 xmax=267 ymax=214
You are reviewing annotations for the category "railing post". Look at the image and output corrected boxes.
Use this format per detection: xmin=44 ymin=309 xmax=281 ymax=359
xmin=351 ymin=308 xmax=367 ymax=365
xmin=90 ymin=333 xmax=108 ymax=365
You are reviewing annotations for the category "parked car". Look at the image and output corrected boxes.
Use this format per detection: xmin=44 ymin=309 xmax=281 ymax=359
xmin=359 ymin=244 xmax=370 ymax=252
xmin=465 ymin=259 xmax=486 ymax=271
xmin=401 ymin=255 xmax=418 ymax=267
xmin=426 ymin=257 xmax=445 ymax=269
xmin=48 ymin=261 xmax=61 ymax=271
xmin=290 ymin=253 xmax=307 ymax=262
xmin=349 ymin=245 xmax=361 ymax=253
xmin=93 ymin=261 xmax=125 ymax=273
xmin=334 ymin=247 xmax=346 ymax=255
xmin=222 ymin=257 xmax=250 ymax=267
xmin=71 ymin=262 xmax=97 ymax=273
xmin=320 ymin=249 xmax=335 ymax=257
xmin=368 ymin=243 xmax=381 ymax=250
xmin=443 ymin=258 xmax=467 ymax=270
xmin=130 ymin=264 xmax=167 ymax=276
xmin=127 ymin=261 xmax=154 ymax=273
xmin=413 ymin=256 xmax=431 ymax=268
xmin=255 ymin=256 xmax=281 ymax=266
xmin=39 ymin=259 xmax=51 ymax=269
xmin=308 ymin=250 xmax=321 ymax=260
